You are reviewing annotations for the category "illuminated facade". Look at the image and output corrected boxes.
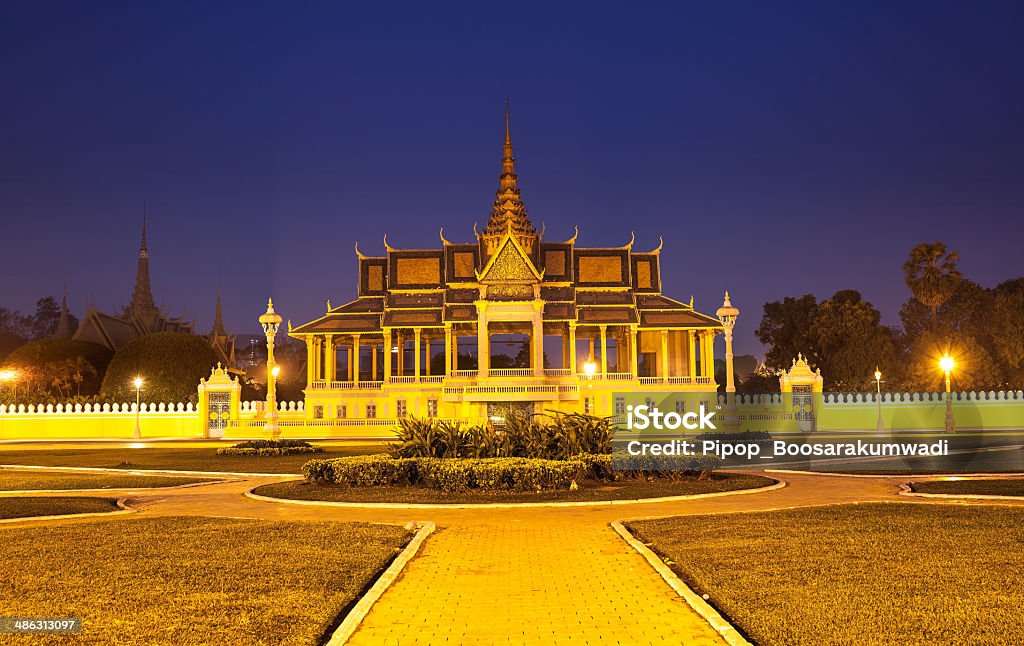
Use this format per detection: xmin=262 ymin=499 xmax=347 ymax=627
xmin=290 ymin=109 xmax=727 ymax=422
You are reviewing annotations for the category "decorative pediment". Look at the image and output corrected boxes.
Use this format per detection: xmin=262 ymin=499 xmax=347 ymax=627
xmin=476 ymin=232 xmax=543 ymax=283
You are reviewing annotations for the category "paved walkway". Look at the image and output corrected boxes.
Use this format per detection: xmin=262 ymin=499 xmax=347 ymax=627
xmin=3 ymin=467 xmax=1022 ymax=644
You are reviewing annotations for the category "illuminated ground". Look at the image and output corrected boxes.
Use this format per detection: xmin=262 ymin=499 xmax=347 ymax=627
xmin=2 ymin=445 xmax=1022 ymax=644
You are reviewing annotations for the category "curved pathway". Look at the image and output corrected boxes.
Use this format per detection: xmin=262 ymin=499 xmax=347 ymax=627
xmin=4 ymin=470 xmax=1022 ymax=644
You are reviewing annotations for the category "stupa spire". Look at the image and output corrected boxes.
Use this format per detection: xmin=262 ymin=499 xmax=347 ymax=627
xmin=481 ymin=100 xmax=537 ymax=254
xmin=211 ymin=281 xmax=226 ymax=338
xmin=129 ymin=212 xmax=156 ymax=315
xmin=52 ymin=284 xmax=75 ymax=339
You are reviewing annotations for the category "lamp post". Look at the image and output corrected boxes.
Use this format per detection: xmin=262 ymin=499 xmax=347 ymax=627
xmin=940 ymin=355 xmax=956 ymax=433
xmin=260 ymin=298 xmax=283 ymax=440
xmin=133 ymin=376 xmax=143 ymax=439
xmin=582 ymin=356 xmax=597 ymax=414
xmin=715 ymin=292 xmax=740 ymax=394
xmin=874 ymin=368 xmax=884 ymax=434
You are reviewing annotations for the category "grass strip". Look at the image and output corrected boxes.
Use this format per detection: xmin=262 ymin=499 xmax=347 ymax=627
xmin=0 ymin=496 xmax=120 ymax=519
xmin=0 ymin=470 xmax=213 ymax=491
xmin=0 ymin=444 xmax=383 ymax=474
xmin=911 ymin=478 xmax=1024 ymax=496
xmin=0 ymin=516 xmax=410 ymax=645
xmin=629 ymin=503 xmax=1024 ymax=645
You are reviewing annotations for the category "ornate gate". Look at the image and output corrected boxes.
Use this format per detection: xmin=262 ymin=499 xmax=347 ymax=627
xmin=207 ymin=391 xmax=232 ymax=438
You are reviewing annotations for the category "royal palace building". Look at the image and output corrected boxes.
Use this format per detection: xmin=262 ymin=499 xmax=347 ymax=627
xmin=290 ymin=110 xmax=734 ymax=423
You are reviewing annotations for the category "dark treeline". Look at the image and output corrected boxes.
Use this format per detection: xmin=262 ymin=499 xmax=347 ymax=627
xmin=748 ymin=242 xmax=1024 ymax=393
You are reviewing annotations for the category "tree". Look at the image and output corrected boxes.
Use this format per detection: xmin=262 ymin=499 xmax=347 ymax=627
xmin=32 ymin=297 xmax=61 ymax=338
xmin=811 ymin=291 xmax=900 ymax=391
xmin=903 ymin=241 xmax=962 ymax=326
xmin=3 ymin=339 xmax=113 ymax=401
xmin=0 ymin=307 xmax=32 ymax=339
xmin=102 ymin=332 xmax=219 ymax=403
xmin=754 ymin=294 xmax=821 ymax=371
xmin=988 ymin=278 xmax=1024 ymax=387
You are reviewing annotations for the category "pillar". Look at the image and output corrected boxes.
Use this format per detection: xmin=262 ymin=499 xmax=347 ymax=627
xmin=630 ymin=327 xmax=639 ymax=377
xmin=599 ymin=325 xmax=608 ymax=377
xmin=568 ymin=323 xmax=577 ymax=374
xmin=444 ymin=326 xmax=453 ymax=375
xmin=688 ymin=331 xmax=697 ymax=379
xmin=478 ymin=311 xmax=489 ymax=377
xmin=352 ymin=333 xmax=361 ymax=386
xmin=372 ymin=343 xmax=378 ymax=382
xmin=346 ymin=340 xmax=353 ymax=380
xmin=533 ymin=311 xmax=544 ymax=376
xmin=396 ymin=331 xmax=404 ymax=376
xmin=383 ymin=330 xmax=392 ymax=382
xmin=414 ymin=328 xmax=422 ymax=382
xmin=660 ymin=330 xmax=669 ymax=382
xmin=305 ymin=338 xmax=315 ymax=387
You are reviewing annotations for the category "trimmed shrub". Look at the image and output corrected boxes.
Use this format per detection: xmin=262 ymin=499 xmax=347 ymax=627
xmin=102 ymin=332 xmax=219 ymax=403
xmin=217 ymin=440 xmax=323 ymax=456
xmin=303 ymin=455 xmax=585 ymax=492
xmin=303 ymin=455 xmax=417 ymax=487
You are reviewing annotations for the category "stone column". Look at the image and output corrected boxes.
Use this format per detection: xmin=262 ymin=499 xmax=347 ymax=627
xmin=663 ymin=331 xmax=671 ymax=380
xmin=371 ymin=343 xmax=378 ymax=382
xmin=688 ymin=331 xmax=697 ymax=379
xmin=305 ymin=338 xmax=315 ymax=387
xmin=477 ymin=309 xmax=489 ymax=377
xmin=444 ymin=326 xmax=453 ymax=376
xmin=630 ymin=327 xmax=639 ymax=377
xmin=533 ymin=309 xmax=545 ymax=377
xmin=352 ymin=333 xmax=361 ymax=387
xmin=568 ymin=323 xmax=577 ymax=374
xmin=599 ymin=325 xmax=608 ymax=377
xmin=396 ymin=331 xmax=404 ymax=376
xmin=383 ymin=329 xmax=392 ymax=382
xmin=414 ymin=328 xmax=422 ymax=382
xmin=346 ymin=339 xmax=353 ymax=380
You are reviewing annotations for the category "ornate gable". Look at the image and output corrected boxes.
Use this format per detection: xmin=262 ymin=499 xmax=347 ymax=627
xmin=476 ymin=232 xmax=543 ymax=283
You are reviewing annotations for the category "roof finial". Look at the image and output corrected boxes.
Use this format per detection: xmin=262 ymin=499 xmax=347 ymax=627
xmin=505 ymin=97 xmax=511 ymax=146
xmin=140 ymin=204 xmax=148 ymax=257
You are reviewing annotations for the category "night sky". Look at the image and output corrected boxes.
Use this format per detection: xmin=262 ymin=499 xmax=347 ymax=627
xmin=2 ymin=1 xmax=1022 ymax=358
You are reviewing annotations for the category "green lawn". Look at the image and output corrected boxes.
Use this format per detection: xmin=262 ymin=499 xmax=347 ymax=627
xmin=629 ymin=504 xmax=1024 ymax=645
xmin=0 ymin=469 xmax=214 ymax=491
xmin=911 ymin=478 xmax=1024 ymax=496
xmin=0 ymin=444 xmax=384 ymax=474
xmin=254 ymin=473 xmax=774 ymax=504
xmin=0 ymin=496 xmax=120 ymax=519
xmin=0 ymin=517 xmax=410 ymax=645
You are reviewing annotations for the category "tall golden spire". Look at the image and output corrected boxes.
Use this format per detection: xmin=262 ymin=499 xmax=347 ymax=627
xmin=481 ymin=100 xmax=537 ymax=254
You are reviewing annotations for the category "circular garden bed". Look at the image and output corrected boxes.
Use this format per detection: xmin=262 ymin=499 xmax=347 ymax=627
xmin=253 ymin=472 xmax=776 ymax=505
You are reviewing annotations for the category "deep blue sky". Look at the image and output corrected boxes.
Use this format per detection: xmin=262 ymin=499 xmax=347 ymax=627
xmin=2 ymin=1 xmax=1022 ymax=358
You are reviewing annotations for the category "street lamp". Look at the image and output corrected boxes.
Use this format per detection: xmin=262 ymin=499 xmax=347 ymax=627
xmin=939 ymin=355 xmax=956 ymax=433
xmin=133 ymin=376 xmax=144 ymax=439
xmin=1 ymin=369 xmax=19 ymax=401
xmin=874 ymin=368 xmax=884 ymax=433
xmin=260 ymin=298 xmax=283 ymax=440
xmin=716 ymin=291 xmax=740 ymax=395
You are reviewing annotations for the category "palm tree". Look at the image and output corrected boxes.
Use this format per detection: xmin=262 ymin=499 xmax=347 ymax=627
xmin=903 ymin=241 xmax=962 ymax=327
